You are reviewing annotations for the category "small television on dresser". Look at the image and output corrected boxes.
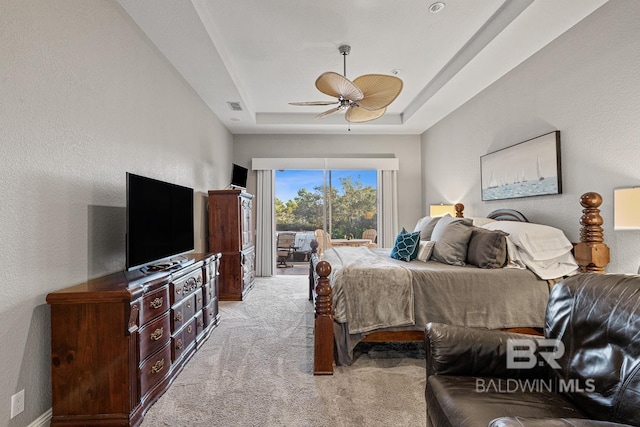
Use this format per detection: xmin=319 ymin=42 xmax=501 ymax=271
xmin=126 ymin=173 xmax=194 ymax=271
xmin=230 ymin=163 xmax=248 ymax=189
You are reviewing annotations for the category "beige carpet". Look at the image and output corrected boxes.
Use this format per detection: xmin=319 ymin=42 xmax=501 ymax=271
xmin=140 ymin=275 xmax=426 ymax=427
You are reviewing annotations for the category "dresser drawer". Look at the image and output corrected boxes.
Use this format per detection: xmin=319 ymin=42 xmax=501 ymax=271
xmin=202 ymin=282 xmax=217 ymax=305
xmin=204 ymin=256 xmax=220 ymax=284
xmin=139 ymin=342 xmax=172 ymax=398
xmin=203 ymin=298 xmax=219 ymax=328
xmin=195 ymin=310 xmax=205 ymax=337
xmin=194 ymin=288 xmax=204 ymax=312
xmin=139 ymin=285 xmax=170 ymax=325
xmin=139 ymin=312 xmax=171 ymax=363
xmin=171 ymin=268 xmax=203 ymax=305
xmin=172 ymin=317 xmax=197 ymax=362
xmin=171 ymin=294 xmax=197 ymax=332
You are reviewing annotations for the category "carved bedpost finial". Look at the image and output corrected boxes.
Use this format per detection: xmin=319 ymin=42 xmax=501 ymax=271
xmin=314 ymin=260 xmax=333 ymax=375
xmin=455 ymin=203 xmax=464 ymax=218
xmin=580 ymin=192 xmax=604 ymax=243
xmin=574 ymin=192 xmax=610 ymax=273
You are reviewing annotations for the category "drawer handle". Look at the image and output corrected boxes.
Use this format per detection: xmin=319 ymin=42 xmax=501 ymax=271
xmin=174 ymin=312 xmax=183 ymax=322
xmin=198 ymin=296 xmax=202 ymax=304
xmin=186 ymin=301 xmax=192 ymax=309
xmin=198 ymin=319 xmax=204 ymax=328
xmin=176 ymin=287 xmax=183 ymax=295
xmin=187 ymin=325 xmax=193 ymax=334
xmin=151 ymin=359 xmax=164 ymax=374
xmin=149 ymin=297 xmax=163 ymax=309
xmin=150 ymin=327 xmax=164 ymax=341
xmin=176 ymin=339 xmax=183 ymax=350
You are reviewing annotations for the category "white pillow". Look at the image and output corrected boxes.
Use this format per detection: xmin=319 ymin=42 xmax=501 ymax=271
xmin=516 ymin=250 xmax=579 ymax=280
xmin=482 ymin=221 xmax=573 ymax=261
xmin=416 ymin=241 xmax=435 ymax=262
xmin=468 ymin=216 xmax=496 ymax=227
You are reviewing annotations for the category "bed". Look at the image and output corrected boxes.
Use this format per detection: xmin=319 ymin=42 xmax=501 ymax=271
xmin=310 ymin=192 xmax=610 ymax=375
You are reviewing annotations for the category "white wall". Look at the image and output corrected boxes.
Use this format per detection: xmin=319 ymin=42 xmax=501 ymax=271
xmin=421 ymin=0 xmax=640 ymax=274
xmin=0 ymin=1 xmax=233 ymax=424
xmin=233 ymin=134 xmax=423 ymax=233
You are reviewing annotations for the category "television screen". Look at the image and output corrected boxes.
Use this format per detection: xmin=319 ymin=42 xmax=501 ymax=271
xmin=231 ymin=163 xmax=248 ymax=189
xmin=126 ymin=173 xmax=194 ymax=270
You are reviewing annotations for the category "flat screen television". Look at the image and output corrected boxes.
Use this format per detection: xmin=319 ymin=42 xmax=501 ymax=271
xmin=230 ymin=163 xmax=248 ymax=189
xmin=126 ymin=173 xmax=194 ymax=271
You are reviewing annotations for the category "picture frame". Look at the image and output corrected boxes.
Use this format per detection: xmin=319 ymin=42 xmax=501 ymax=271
xmin=481 ymin=131 xmax=562 ymax=201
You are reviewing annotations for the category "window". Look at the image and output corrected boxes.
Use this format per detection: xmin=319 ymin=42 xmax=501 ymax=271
xmin=275 ymin=169 xmax=377 ymax=239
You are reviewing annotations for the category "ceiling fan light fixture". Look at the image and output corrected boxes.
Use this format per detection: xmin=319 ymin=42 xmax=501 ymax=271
xmin=290 ymin=45 xmax=403 ymax=124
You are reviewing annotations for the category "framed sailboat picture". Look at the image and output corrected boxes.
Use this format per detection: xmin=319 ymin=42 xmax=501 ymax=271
xmin=481 ymin=131 xmax=562 ymax=201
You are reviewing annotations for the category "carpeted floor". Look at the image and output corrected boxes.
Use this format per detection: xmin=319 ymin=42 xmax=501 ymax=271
xmin=140 ymin=275 xmax=426 ymax=427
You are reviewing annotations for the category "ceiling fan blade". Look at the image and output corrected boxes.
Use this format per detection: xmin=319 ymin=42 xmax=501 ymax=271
xmin=315 ymin=106 xmax=342 ymax=120
xmin=288 ymin=101 xmax=339 ymax=106
xmin=315 ymin=72 xmax=363 ymax=101
xmin=352 ymin=74 xmax=403 ymax=111
xmin=345 ymin=105 xmax=386 ymax=123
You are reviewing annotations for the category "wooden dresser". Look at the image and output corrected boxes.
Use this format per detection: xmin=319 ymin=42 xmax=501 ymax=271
xmin=46 ymin=252 xmax=220 ymax=427
xmin=208 ymin=189 xmax=255 ymax=300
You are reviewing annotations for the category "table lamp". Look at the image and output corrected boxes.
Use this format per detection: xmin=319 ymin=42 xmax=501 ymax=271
xmin=614 ymin=187 xmax=640 ymax=273
xmin=429 ymin=203 xmax=455 ymax=217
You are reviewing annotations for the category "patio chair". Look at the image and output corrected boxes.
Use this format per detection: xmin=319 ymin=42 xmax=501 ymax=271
xmin=314 ymin=229 xmax=332 ymax=257
xmin=276 ymin=232 xmax=297 ymax=267
xmin=362 ymin=228 xmax=377 ymax=248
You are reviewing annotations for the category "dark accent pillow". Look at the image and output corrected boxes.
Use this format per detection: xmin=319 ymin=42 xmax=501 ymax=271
xmin=466 ymin=227 xmax=509 ymax=269
xmin=430 ymin=216 xmax=474 ymax=266
xmin=390 ymin=227 xmax=421 ymax=262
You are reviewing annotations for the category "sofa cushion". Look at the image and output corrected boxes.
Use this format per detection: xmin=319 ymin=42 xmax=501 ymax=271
xmin=488 ymin=417 xmax=633 ymax=427
xmin=546 ymin=274 xmax=640 ymax=425
xmin=426 ymin=376 xmax=587 ymax=427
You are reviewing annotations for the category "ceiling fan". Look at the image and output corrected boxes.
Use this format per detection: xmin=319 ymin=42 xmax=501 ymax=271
xmin=289 ymin=45 xmax=403 ymax=123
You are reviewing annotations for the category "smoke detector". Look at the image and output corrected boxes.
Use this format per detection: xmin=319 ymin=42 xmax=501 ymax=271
xmin=428 ymin=2 xmax=445 ymax=14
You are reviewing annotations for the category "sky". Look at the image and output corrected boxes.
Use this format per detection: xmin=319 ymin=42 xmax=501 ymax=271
xmin=275 ymin=169 xmax=377 ymax=202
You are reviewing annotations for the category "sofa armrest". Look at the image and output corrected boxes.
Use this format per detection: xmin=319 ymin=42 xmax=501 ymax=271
xmin=488 ymin=417 xmax=633 ymax=427
xmin=425 ymin=323 xmax=549 ymax=379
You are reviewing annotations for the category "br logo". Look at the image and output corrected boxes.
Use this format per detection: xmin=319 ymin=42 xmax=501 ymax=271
xmin=507 ymin=339 xmax=564 ymax=369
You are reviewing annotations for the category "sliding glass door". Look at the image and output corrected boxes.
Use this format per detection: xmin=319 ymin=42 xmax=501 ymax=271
xmin=275 ymin=169 xmax=377 ymax=267
xmin=275 ymin=169 xmax=377 ymax=238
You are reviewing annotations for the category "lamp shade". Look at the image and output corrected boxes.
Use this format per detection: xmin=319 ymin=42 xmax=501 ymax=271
xmin=614 ymin=187 xmax=640 ymax=230
xmin=429 ymin=204 xmax=456 ymax=217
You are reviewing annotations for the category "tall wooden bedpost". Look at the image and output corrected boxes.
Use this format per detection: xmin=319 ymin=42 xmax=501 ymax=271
xmin=314 ymin=260 xmax=333 ymax=375
xmin=574 ymin=192 xmax=610 ymax=273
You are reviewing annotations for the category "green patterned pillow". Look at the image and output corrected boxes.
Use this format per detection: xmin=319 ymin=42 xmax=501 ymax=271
xmin=390 ymin=227 xmax=421 ymax=262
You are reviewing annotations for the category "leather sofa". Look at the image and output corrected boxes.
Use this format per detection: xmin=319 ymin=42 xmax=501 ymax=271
xmin=425 ymin=273 xmax=640 ymax=427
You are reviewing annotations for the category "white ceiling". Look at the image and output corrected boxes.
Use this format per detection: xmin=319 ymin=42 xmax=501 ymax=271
xmin=116 ymin=0 xmax=608 ymax=135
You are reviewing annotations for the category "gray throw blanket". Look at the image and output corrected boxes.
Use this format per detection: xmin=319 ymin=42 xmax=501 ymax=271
xmin=323 ymin=247 xmax=414 ymax=334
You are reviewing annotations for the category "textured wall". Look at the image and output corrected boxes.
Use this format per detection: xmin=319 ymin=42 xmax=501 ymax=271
xmin=233 ymin=134 xmax=423 ymax=234
xmin=0 ymin=1 xmax=232 ymax=424
xmin=421 ymin=0 xmax=640 ymax=274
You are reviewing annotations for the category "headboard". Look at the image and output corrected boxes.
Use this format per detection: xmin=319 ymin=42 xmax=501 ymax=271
xmin=486 ymin=208 xmax=529 ymax=222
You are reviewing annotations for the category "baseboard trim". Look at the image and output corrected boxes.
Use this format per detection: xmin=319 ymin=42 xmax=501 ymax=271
xmin=29 ymin=408 xmax=52 ymax=427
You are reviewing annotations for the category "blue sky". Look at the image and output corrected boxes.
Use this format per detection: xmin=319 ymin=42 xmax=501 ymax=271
xmin=275 ymin=169 xmax=377 ymax=202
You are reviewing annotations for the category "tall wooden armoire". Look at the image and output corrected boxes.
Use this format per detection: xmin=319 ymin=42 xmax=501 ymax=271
xmin=207 ymin=189 xmax=255 ymax=300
